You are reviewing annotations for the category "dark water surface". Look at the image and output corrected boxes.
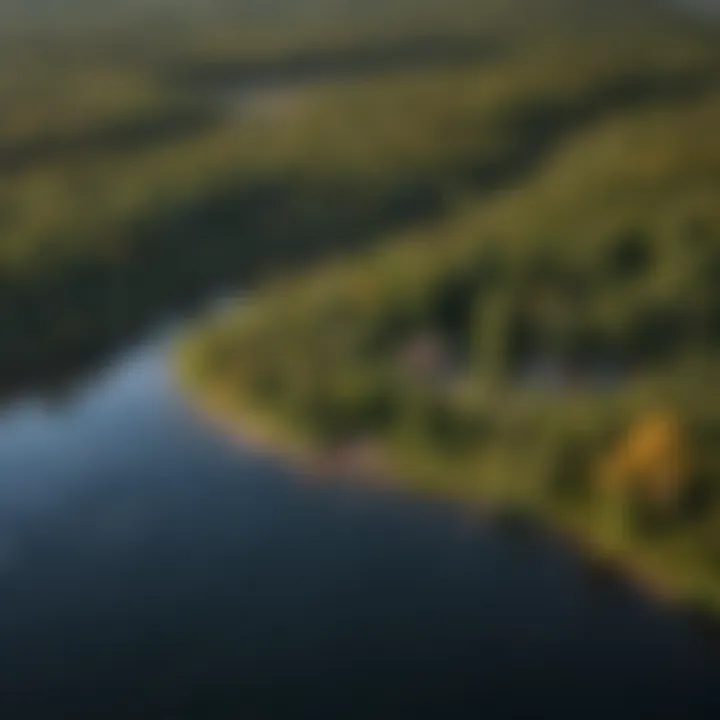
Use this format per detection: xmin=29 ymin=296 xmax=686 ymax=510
xmin=0 ymin=330 xmax=719 ymax=719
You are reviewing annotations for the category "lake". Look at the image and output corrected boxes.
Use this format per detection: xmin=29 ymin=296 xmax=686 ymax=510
xmin=0 ymin=323 xmax=720 ymax=718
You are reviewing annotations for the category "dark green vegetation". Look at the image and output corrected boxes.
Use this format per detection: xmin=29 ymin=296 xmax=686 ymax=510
xmin=2 ymin=0 xmax=717 ymax=396
xmin=178 ymin=7 xmax=720 ymax=611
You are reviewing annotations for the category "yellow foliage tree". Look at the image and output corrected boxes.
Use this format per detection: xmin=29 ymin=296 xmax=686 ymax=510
xmin=599 ymin=410 xmax=691 ymax=509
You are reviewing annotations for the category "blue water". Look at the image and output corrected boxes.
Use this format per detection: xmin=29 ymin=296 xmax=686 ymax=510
xmin=0 ymin=330 xmax=719 ymax=719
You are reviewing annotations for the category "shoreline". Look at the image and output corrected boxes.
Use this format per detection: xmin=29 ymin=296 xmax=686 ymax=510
xmin=184 ymin=385 xmax=414 ymax=491
xmin=177 ymin=377 xmax=720 ymax=620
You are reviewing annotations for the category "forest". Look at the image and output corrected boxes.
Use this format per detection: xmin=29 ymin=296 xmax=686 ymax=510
xmin=175 ymin=4 xmax=720 ymax=612
xmin=0 ymin=0 xmax=716 ymax=396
